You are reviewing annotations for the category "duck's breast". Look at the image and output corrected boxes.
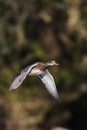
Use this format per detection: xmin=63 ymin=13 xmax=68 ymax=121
xmin=29 ymin=68 xmax=43 ymax=75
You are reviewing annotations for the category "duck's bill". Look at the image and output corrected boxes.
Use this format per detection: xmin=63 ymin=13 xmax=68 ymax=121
xmin=54 ymin=63 xmax=59 ymax=66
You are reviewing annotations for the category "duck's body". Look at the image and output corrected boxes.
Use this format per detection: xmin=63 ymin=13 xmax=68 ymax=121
xmin=9 ymin=60 xmax=60 ymax=102
xmin=29 ymin=62 xmax=46 ymax=75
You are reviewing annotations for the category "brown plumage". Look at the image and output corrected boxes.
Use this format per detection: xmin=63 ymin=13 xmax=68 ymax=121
xmin=9 ymin=60 xmax=60 ymax=102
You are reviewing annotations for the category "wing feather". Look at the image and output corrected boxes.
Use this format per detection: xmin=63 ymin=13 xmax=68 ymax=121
xmin=38 ymin=69 xmax=60 ymax=101
xmin=9 ymin=63 xmax=38 ymax=91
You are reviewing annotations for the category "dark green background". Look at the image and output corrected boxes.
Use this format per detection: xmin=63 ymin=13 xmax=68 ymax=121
xmin=0 ymin=0 xmax=87 ymax=130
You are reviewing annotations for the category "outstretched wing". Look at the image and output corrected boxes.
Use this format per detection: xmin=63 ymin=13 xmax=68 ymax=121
xmin=38 ymin=69 xmax=60 ymax=101
xmin=9 ymin=63 xmax=38 ymax=91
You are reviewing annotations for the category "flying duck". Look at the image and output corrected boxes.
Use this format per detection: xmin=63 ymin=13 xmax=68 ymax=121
xmin=9 ymin=60 xmax=60 ymax=101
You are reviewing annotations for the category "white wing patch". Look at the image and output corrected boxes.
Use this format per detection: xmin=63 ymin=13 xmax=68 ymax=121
xmin=38 ymin=69 xmax=60 ymax=101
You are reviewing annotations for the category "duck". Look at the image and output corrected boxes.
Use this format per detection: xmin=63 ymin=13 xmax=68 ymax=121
xmin=9 ymin=60 xmax=60 ymax=102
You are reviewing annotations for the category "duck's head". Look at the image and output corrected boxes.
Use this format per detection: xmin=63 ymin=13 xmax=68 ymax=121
xmin=46 ymin=60 xmax=59 ymax=66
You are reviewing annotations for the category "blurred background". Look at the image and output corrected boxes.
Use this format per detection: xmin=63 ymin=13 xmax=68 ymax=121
xmin=0 ymin=0 xmax=87 ymax=130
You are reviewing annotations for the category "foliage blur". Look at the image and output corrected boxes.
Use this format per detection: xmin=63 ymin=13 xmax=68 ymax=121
xmin=0 ymin=0 xmax=87 ymax=130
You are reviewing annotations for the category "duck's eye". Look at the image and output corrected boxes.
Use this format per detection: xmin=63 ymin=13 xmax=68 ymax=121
xmin=48 ymin=60 xmax=54 ymax=63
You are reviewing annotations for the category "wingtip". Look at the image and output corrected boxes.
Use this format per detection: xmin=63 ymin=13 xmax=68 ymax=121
xmin=9 ymin=86 xmax=14 ymax=91
xmin=54 ymin=98 xmax=61 ymax=105
xmin=55 ymin=95 xmax=61 ymax=104
xmin=9 ymin=88 xmax=16 ymax=91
